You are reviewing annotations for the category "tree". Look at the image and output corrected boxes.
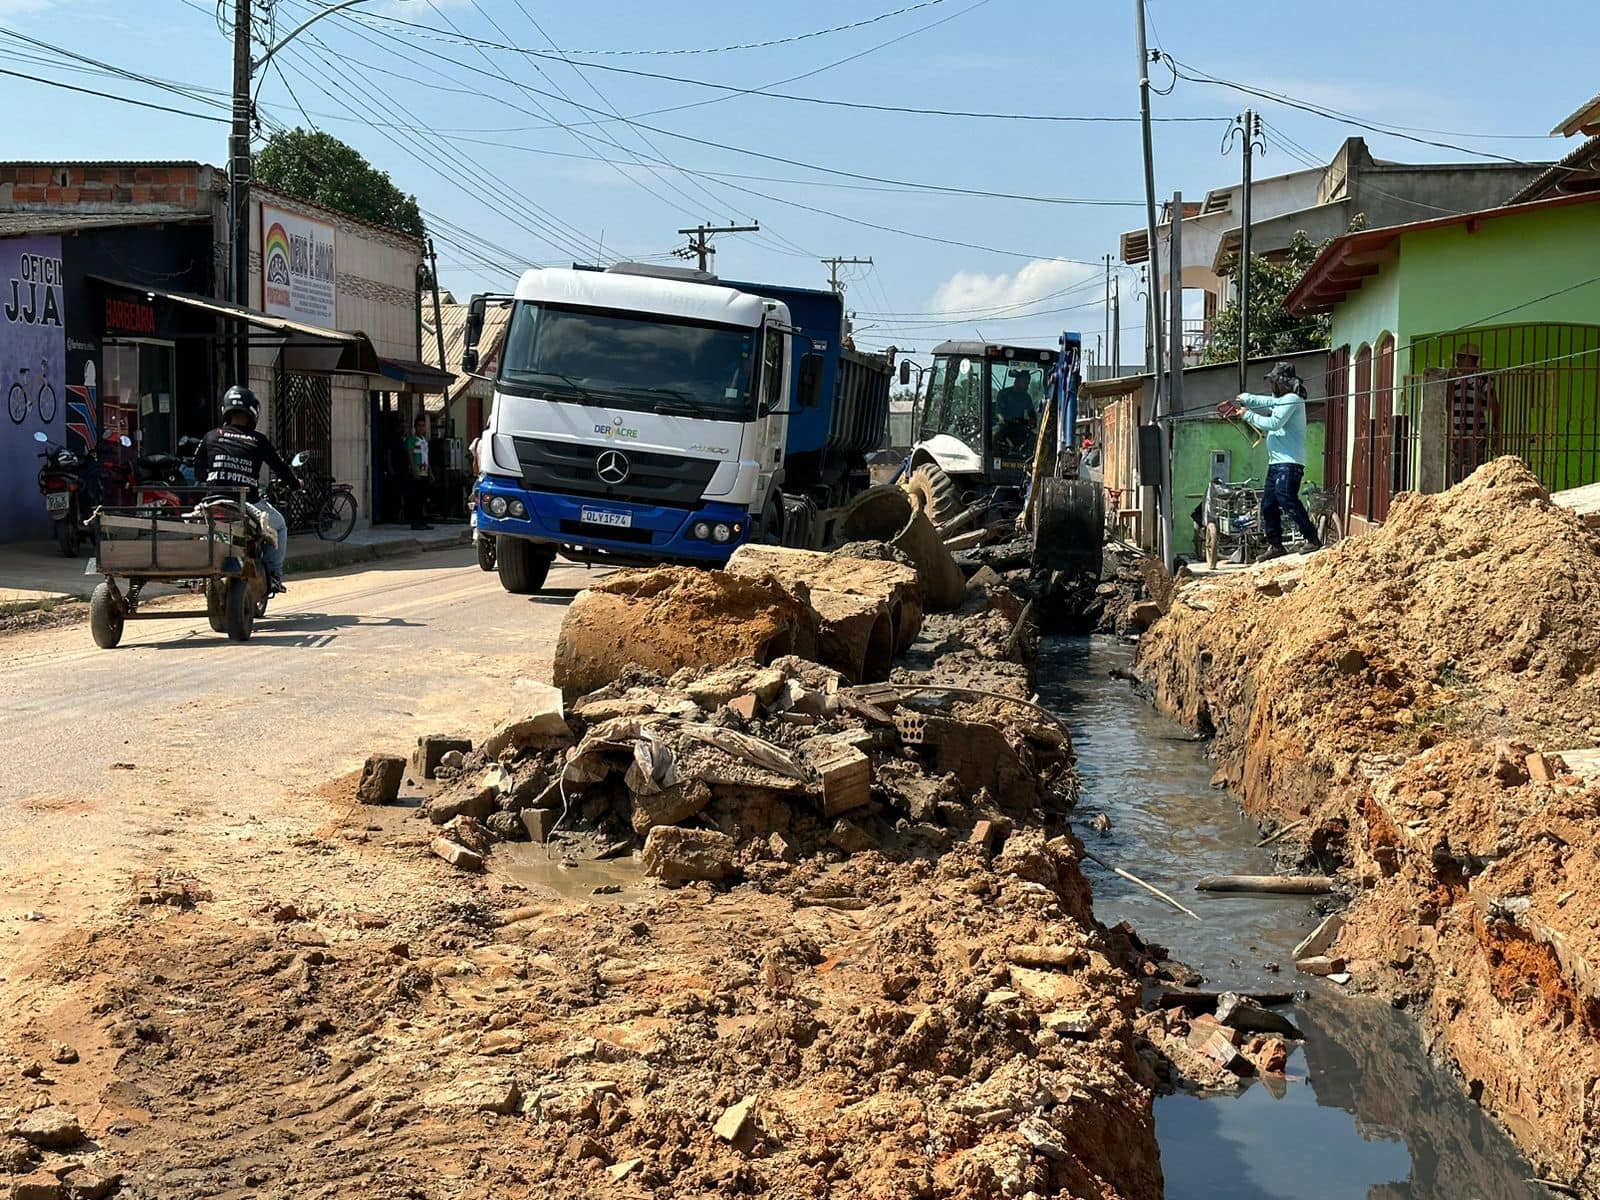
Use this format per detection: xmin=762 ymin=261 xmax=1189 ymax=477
xmin=1200 ymin=229 xmax=1333 ymax=366
xmin=255 ymin=129 xmax=424 ymax=240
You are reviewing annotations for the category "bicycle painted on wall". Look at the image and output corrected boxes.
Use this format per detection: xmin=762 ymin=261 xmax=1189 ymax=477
xmin=7 ymin=359 xmax=56 ymax=425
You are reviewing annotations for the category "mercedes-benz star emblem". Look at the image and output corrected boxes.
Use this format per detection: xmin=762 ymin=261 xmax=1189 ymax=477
xmin=596 ymin=449 xmax=630 ymax=485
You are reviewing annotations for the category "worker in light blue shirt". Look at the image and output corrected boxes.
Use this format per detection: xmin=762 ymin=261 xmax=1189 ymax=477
xmin=1220 ymin=361 xmax=1321 ymax=559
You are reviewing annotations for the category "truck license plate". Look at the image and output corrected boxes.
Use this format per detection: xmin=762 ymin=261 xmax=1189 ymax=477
xmin=45 ymin=492 xmax=69 ymax=513
xmin=580 ymin=507 xmax=632 ymax=529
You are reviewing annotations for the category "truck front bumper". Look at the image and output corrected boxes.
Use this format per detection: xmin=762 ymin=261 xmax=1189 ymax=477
xmin=474 ymin=476 xmax=751 ymax=564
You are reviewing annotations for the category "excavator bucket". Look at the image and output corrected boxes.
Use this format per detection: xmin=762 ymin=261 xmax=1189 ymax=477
xmin=1030 ymin=476 xmax=1104 ymax=578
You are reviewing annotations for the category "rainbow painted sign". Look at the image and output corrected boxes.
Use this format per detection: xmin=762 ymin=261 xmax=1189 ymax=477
xmin=260 ymin=204 xmax=335 ymax=325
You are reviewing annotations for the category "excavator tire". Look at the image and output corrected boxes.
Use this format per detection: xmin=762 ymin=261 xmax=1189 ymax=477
xmin=1031 ymin=477 xmax=1104 ymax=578
xmin=904 ymin=462 xmax=964 ymax=528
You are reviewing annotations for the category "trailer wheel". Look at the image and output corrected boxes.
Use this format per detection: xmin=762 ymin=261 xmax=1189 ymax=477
xmin=205 ymin=579 xmax=228 ymax=633
xmin=1030 ymin=477 xmax=1104 ymax=578
xmin=497 ymin=536 xmax=551 ymax=594
xmin=904 ymin=462 xmax=963 ymax=528
xmin=224 ymin=578 xmax=255 ymax=641
xmin=90 ymin=582 xmax=124 ymax=649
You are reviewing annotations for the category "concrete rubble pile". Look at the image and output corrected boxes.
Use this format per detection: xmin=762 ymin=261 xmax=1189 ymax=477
xmin=1132 ymin=457 xmax=1600 ymax=1196
xmin=413 ymin=539 xmax=1073 ymax=885
xmin=352 ymin=536 xmax=1167 ymax=1200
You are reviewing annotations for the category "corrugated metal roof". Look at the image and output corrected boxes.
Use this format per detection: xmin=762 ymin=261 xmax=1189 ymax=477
xmin=0 ymin=211 xmax=209 ymax=237
xmin=422 ymin=301 xmax=511 ymax=410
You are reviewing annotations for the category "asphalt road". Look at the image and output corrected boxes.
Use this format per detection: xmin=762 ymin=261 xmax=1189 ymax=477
xmin=0 ymin=546 xmax=596 ymax=920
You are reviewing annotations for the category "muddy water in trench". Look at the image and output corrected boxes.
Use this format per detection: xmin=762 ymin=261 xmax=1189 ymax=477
xmin=1042 ymin=636 xmax=1541 ymax=1200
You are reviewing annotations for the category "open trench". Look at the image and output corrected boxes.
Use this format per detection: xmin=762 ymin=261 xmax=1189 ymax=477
xmin=1042 ymin=635 xmax=1543 ymax=1200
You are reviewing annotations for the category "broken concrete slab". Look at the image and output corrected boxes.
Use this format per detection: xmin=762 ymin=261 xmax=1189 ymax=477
xmin=726 ymin=542 xmax=924 ymax=653
xmin=11 ymin=1107 xmax=82 ymax=1149
xmin=641 ymin=825 xmax=736 ymax=884
xmin=713 ymin=1095 xmax=757 ymax=1146
xmin=9 ymin=1172 xmax=63 ymax=1200
xmin=1215 ymin=992 xmax=1301 ymax=1038
xmin=827 ymin=818 xmax=874 ymax=855
xmin=481 ymin=685 xmax=573 ymax=757
xmin=414 ymin=735 xmax=472 ymax=780
xmin=421 ymin=1072 xmax=520 ymax=1115
xmin=519 ymin=808 xmax=558 ymax=844
xmin=630 ymin=779 xmax=713 ymax=835
xmin=1296 ymin=955 xmax=1346 ymax=977
xmin=1293 ymin=912 xmax=1347 ymax=961
xmin=430 ymin=837 xmax=485 ymax=873
xmin=356 ymin=754 xmax=406 ymax=806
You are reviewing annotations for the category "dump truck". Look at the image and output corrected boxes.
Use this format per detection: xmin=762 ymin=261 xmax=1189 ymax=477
xmin=462 ymin=263 xmax=893 ymax=593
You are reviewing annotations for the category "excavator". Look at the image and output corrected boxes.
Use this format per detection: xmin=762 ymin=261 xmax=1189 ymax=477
xmin=898 ymin=334 xmax=1103 ymax=583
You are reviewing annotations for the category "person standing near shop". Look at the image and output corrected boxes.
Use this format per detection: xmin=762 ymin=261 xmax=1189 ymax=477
xmin=1219 ymin=361 xmax=1321 ymax=560
xmin=406 ymin=414 xmax=433 ymax=531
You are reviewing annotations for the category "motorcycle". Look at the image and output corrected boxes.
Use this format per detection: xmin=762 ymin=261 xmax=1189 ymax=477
xmin=33 ymin=430 xmax=100 ymax=557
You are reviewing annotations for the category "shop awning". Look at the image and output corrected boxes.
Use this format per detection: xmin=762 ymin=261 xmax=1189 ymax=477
xmin=90 ymin=276 xmax=381 ymax=376
xmin=378 ymin=356 xmax=455 ymax=394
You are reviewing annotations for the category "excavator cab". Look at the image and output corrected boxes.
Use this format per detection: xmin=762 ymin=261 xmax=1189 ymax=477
xmin=900 ymin=335 xmax=1103 ymax=586
xmin=902 ymin=340 xmax=1057 ymax=525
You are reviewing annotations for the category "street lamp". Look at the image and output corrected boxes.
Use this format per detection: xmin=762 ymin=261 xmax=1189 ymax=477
xmin=227 ymin=0 xmax=378 ymax=383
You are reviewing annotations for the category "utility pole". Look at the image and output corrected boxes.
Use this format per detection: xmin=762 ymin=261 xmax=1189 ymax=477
xmin=426 ymin=238 xmax=445 ymax=373
xmin=1224 ymin=110 xmax=1266 ymax=393
xmin=1168 ymin=191 xmax=1184 ymax=414
xmin=1102 ymin=254 xmax=1112 ymax=379
xmin=228 ymin=0 xmax=252 ymax=388
xmin=1112 ymin=276 xmax=1121 ymax=377
xmin=1134 ymin=0 xmax=1165 ymax=412
xmin=821 ymin=255 xmax=872 ymax=295
xmin=676 ymin=222 xmax=760 ymax=273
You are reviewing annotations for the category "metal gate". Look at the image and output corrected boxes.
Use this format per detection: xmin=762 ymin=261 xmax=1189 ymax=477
xmin=274 ymin=370 xmax=332 ymax=472
xmin=1372 ymin=335 xmax=1396 ymax=522
xmin=1351 ymin=345 xmax=1373 ymax=520
xmin=1323 ymin=346 xmax=1349 ymax=515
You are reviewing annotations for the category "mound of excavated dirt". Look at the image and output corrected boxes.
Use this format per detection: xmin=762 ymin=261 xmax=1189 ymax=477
xmin=1134 ymin=458 xmax=1600 ymax=1195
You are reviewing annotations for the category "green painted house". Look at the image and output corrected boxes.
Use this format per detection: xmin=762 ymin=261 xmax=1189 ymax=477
xmin=1286 ymin=190 xmax=1600 ymax=528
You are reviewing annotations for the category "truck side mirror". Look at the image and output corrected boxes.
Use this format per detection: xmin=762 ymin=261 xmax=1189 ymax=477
xmin=462 ymin=295 xmax=486 ymax=373
xmin=799 ymin=352 xmax=823 ymax=409
xmin=899 ymin=360 xmax=911 ymax=386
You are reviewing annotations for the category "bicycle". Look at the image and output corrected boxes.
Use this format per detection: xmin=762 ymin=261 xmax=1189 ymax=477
xmin=268 ymin=451 xmax=359 ymax=542
xmin=1303 ymin=484 xmax=1345 ymax=548
xmin=8 ymin=359 xmax=56 ymax=425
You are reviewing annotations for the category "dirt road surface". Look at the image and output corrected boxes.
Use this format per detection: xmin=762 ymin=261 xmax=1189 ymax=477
xmin=0 ymin=547 xmax=1163 ymax=1200
xmin=0 ymin=546 xmax=590 ymax=972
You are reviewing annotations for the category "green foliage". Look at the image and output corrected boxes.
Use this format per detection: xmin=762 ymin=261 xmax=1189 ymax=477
xmin=255 ymin=129 xmax=424 ymax=240
xmin=1201 ymin=230 xmax=1332 ymax=365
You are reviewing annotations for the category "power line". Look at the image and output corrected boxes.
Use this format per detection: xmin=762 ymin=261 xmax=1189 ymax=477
xmin=1166 ymin=56 xmax=1561 ymax=163
xmin=392 ymin=0 xmax=957 ymax=56
xmin=316 ymin=3 xmax=1141 ymax=206
xmin=339 ymin=18 xmax=1230 ymax=125
xmin=0 ymin=66 xmax=229 ymax=122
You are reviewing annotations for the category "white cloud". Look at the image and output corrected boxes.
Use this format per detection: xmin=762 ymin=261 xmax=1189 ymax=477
xmin=928 ymin=258 xmax=1101 ymax=317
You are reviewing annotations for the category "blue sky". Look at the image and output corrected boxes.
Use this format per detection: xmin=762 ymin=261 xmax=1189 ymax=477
xmin=0 ymin=0 xmax=1585 ymax=365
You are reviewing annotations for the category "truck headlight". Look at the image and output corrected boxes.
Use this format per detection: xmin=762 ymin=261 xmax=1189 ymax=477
xmin=509 ymin=499 xmax=527 ymax=518
xmin=487 ymin=495 xmax=509 ymax=518
xmin=692 ymin=521 xmax=711 ymax=540
xmin=712 ymin=523 xmax=732 ymax=544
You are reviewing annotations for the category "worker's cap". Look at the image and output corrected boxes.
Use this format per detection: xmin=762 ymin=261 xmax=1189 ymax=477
xmin=1457 ymin=342 xmax=1481 ymax=359
xmin=1265 ymin=361 xmax=1300 ymax=386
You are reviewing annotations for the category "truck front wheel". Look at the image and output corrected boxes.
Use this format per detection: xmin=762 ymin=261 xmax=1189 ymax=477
xmin=757 ymin=501 xmax=782 ymax=546
xmin=497 ymin=536 xmax=552 ymax=594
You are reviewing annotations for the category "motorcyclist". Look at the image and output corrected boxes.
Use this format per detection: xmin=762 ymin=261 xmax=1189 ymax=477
xmin=194 ymin=385 xmax=302 ymax=594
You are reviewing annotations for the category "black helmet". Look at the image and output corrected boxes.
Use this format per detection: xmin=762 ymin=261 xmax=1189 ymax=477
xmin=221 ymin=384 xmax=259 ymax=428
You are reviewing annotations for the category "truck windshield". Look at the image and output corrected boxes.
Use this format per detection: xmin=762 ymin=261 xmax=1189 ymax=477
xmin=499 ymin=301 xmax=758 ymax=420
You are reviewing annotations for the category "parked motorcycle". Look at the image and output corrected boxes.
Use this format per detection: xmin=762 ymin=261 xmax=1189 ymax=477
xmin=33 ymin=430 xmax=99 ymax=557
